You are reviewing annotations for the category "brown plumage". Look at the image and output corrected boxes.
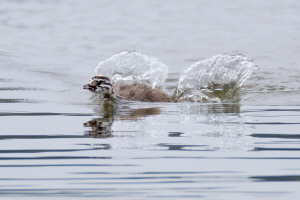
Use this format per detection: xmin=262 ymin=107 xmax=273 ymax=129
xmin=114 ymin=84 xmax=170 ymax=102
xmin=84 ymin=76 xmax=170 ymax=102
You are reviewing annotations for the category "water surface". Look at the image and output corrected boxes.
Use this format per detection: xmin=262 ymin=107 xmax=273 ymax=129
xmin=1 ymin=0 xmax=300 ymax=199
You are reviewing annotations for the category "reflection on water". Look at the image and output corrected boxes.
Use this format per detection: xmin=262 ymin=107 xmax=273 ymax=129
xmin=83 ymin=98 xmax=252 ymax=152
xmin=84 ymin=118 xmax=113 ymax=138
xmin=84 ymin=99 xmax=164 ymax=138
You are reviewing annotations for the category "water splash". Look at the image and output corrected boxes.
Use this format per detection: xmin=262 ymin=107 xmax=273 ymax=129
xmin=173 ymin=54 xmax=257 ymax=103
xmin=95 ymin=51 xmax=168 ymax=89
xmin=94 ymin=52 xmax=256 ymax=103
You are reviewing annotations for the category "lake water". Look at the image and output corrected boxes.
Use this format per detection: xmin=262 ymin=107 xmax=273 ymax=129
xmin=1 ymin=0 xmax=300 ymax=199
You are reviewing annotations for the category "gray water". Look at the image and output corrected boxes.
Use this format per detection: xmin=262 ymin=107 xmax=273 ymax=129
xmin=1 ymin=0 xmax=300 ymax=199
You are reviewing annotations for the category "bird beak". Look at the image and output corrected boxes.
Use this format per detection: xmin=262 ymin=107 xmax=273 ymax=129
xmin=83 ymin=84 xmax=90 ymax=89
xmin=83 ymin=84 xmax=95 ymax=91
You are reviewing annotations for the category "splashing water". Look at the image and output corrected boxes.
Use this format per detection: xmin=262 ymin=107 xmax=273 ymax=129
xmin=95 ymin=51 xmax=168 ymax=89
xmin=173 ymin=54 xmax=257 ymax=103
xmin=93 ymin=52 xmax=256 ymax=103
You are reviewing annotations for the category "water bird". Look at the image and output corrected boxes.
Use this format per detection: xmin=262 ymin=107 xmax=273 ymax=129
xmin=83 ymin=75 xmax=170 ymax=102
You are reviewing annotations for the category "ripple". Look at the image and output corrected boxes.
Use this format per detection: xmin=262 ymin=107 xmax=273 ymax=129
xmin=0 ymin=164 xmax=136 ymax=168
xmin=250 ymin=175 xmax=300 ymax=182
xmin=0 ymin=135 xmax=83 ymax=140
xmin=0 ymin=149 xmax=95 ymax=153
xmin=0 ymin=87 xmax=43 ymax=91
xmin=251 ymin=134 xmax=300 ymax=139
xmin=0 ymin=98 xmax=34 ymax=103
xmin=0 ymin=112 xmax=93 ymax=116
xmin=254 ymin=147 xmax=300 ymax=151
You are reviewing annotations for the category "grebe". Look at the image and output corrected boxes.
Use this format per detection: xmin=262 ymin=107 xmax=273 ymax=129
xmin=83 ymin=76 xmax=170 ymax=102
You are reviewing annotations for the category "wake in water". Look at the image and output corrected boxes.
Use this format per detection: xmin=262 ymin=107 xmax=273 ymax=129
xmin=88 ymin=51 xmax=256 ymax=103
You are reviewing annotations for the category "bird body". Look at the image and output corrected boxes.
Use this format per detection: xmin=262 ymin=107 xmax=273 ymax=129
xmin=84 ymin=76 xmax=170 ymax=102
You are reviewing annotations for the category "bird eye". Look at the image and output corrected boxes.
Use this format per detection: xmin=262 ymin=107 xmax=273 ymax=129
xmin=96 ymin=81 xmax=103 ymax=86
